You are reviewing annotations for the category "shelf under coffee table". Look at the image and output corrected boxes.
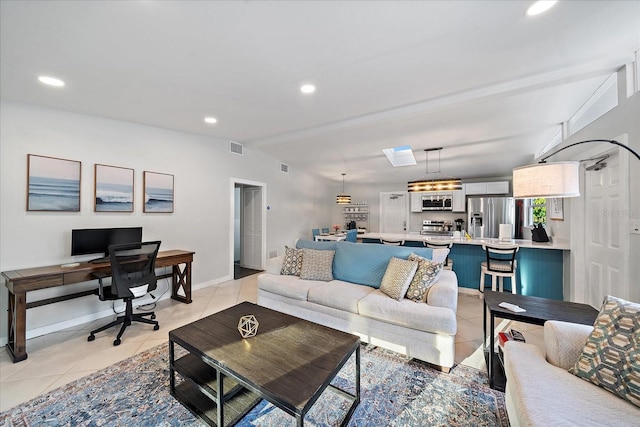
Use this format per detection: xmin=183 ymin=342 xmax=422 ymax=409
xmin=169 ymin=301 xmax=361 ymax=427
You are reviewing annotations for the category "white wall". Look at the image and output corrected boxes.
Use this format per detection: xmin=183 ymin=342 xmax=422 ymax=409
xmin=0 ymin=100 xmax=333 ymax=342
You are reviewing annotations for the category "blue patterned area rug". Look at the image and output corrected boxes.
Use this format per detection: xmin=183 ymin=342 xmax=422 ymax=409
xmin=0 ymin=343 xmax=509 ymax=426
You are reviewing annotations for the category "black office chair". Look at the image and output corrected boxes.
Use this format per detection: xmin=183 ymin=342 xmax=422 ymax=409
xmin=88 ymin=241 xmax=161 ymax=346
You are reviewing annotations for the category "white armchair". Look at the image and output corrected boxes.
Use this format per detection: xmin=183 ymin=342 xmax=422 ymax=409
xmin=503 ymin=320 xmax=638 ymax=427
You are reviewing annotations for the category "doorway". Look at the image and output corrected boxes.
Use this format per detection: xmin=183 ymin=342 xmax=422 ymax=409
xmin=582 ymin=148 xmax=630 ymax=307
xmin=231 ymin=179 xmax=266 ymax=279
xmin=379 ymin=192 xmax=409 ymax=233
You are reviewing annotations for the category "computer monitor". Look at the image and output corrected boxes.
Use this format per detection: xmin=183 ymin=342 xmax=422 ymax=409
xmin=109 ymin=227 xmax=143 ymax=247
xmin=71 ymin=227 xmax=143 ymax=260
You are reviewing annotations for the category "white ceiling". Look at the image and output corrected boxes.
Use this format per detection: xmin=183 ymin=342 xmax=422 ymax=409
xmin=2 ymin=1 xmax=639 ymax=186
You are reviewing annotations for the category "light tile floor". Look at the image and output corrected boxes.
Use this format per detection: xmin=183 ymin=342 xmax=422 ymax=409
xmin=0 ymin=275 xmax=542 ymax=412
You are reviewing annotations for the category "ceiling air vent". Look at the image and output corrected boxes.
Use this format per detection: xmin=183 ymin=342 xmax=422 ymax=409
xmin=280 ymin=163 xmax=289 ymax=173
xmin=229 ymin=141 xmax=243 ymax=155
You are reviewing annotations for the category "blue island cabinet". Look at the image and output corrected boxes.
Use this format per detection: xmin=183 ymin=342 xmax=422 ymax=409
xmin=449 ymin=244 xmax=564 ymax=300
xmin=361 ymin=238 xmax=565 ymax=300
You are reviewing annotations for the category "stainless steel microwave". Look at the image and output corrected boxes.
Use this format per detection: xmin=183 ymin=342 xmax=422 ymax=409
xmin=422 ymin=194 xmax=453 ymax=211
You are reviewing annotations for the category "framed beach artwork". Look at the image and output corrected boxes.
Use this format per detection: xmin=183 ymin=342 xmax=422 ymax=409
xmin=94 ymin=164 xmax=134 ymax=212
xmin=27 ymin=154 xmax=81 ymax=211
xmin=144 ymin=171 xmax=174 ymax=213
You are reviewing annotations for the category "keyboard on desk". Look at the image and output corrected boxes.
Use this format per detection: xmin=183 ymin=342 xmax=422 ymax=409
xmin=90 ymin=255 xmax=149 ymax=264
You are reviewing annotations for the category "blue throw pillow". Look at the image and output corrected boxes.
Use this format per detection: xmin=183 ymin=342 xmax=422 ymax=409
xmin=295 ymin=239 xmax=338 ymax=251
xmin=333 ymin=242 xmax=433 ymax=288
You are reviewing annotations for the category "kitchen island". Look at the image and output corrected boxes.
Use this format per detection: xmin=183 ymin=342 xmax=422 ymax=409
xmin=359 ymin=233 xmax=568 ymax=300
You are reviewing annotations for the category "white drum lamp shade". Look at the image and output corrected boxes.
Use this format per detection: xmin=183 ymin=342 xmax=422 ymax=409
xmin=512 ymin=161 xmax=580 ymax=199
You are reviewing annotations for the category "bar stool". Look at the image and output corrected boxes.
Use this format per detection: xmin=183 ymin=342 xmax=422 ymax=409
xmin=380 ymin=238 xmax=404 ymax=246
xmin=480 ymin=244 xmax=519 ymax=294
xmin=423 ymin=241 xmax=453 ymax=270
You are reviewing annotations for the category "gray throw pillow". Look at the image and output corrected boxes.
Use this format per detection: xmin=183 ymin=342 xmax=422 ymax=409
xmin=280 ymin=246 xmax=303 ymax=276
xmin=405 ymin=253 xmax=444 ymax=302
xmin=380 ymin=257 xmax=418 ymax=301
xmin=299 ymin=248 xmax=335 ymax=281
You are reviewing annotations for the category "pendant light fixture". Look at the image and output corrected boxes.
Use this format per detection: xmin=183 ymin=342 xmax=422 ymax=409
xmin=336 ymin=173 xmax=351 ymax=204
xmin=407 ymin=148 xmax=462 ymax=192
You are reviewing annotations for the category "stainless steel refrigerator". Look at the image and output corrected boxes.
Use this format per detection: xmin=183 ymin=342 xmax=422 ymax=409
xmin=467 ymin=197 xmax=517 ymax=239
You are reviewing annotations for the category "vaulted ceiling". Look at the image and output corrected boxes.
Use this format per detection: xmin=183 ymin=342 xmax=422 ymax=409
xmin=2 ymin=1 xmax=639 ymax=186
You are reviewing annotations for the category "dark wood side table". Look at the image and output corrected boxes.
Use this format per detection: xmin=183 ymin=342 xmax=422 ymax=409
xmin=483 ymin=290 xmax=599 ymax=391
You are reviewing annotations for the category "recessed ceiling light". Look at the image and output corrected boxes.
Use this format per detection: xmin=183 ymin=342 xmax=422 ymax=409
xmin=526 ymin=0 xmax=557 ymax=16
xmin=38 ymin=76 xmax=65 ymax=87
xmin=204 ymin=117 xmax=218 ymax=124
xmin=300 ymin=84 xmax=316 ymax=94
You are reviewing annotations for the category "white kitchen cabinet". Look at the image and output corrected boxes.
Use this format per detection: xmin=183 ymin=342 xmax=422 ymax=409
xmin=464 ymin=182 xmax=487 ymax=195
xmin=452 ymin=187 xmax=466 ymax=212
xmin=464 ymin=181 xmax=509 ymax=195
xmin=485 ymin=181 xmax=509 ymax=194
xmin=410 ymin=192 xmax=423 ymax=213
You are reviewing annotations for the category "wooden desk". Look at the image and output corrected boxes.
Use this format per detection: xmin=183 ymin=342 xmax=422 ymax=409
xmin=1 ymin=249 xmax=195 ymax=363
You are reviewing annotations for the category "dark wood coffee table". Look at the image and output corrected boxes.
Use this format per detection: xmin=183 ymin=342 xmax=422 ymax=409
xmin=483 ymin=290 xmax=598 ymax=390
xmin=169 ymin=302 xmax=360 ymax=426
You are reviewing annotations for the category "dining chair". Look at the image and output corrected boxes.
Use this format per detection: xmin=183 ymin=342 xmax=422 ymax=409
xmin=345 ymin=229 xmax=358 ymax=242
xmin=480 ymin=244 xmax=519 ymax=295
xmin=380 ymin=238 xmax=404 ymax=246
xmin=423 ymin=241 xmax=454 ymax=270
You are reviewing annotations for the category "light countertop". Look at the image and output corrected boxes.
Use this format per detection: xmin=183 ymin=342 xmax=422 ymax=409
xmin=359 ymin=232 xmax=570 ymax=250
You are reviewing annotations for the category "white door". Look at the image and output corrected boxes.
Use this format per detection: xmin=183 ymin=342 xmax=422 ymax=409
xmin=583 ymin=149 xmax=630 ymax=308
xmin=241 ymin=186 xmax=262 ymax=269
xmin=380 ymin=192 xmax=408 ymax=233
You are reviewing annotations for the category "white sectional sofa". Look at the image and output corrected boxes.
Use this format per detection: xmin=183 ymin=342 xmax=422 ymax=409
xmin=504 ymin=320 xmax=639 ymax=426
xmin=257 ymin=240 xmax=458 ymax=371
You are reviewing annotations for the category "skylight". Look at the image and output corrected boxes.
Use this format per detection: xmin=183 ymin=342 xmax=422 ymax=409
xmin=383 ymin=145 xmax=417 ymax=167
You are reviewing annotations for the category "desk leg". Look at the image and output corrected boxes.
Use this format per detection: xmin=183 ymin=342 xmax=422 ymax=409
xmin=171 ymin=261 xmax=192 ymax=304
xmin=6 ymin=288 xmax=27 ymax=362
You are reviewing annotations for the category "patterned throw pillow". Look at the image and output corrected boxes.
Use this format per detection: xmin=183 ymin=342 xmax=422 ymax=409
xmin=299 ymin=248 xmax=335 ymax=281
xmin=405 ymin=253 xmax=444 ymax=302
xmin=569 ymin=295 xmax=640 ymax=407
xmin=379 ymin=257 xmax=419 ymax=301
xmin=280 ymin=246 xmax=303 ymax=276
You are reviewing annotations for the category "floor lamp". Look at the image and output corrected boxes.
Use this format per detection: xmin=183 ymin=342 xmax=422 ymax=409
xmin=512 ymin=139 xmax=640 ymax=199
